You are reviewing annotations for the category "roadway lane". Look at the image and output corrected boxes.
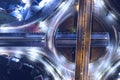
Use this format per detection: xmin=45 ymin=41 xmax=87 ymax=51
xmin=0 ymin=47 xmax=63 ymax=80
xmin=89 ymin=0 xmax=120 ymax=80
xmin=46 ymin=0 xmax=75 ymax=80
xmin=0 ymin=32 xmax=109 ymax=47
xmin=75 ymin=0 xmax=93 ymax=80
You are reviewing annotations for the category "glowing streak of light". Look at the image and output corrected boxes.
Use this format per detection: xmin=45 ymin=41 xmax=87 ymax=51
xmin=0 ymin=47 xmax=63 ymax=80
xmin=46 ymin=0 xmax=75 ymax=80
xmin=0 ymin=0 xmax=50 ymax=30
xmin=39 ymin=0 xmax=54 ymax=8
xmin=89 ymin=1 xmax=119 ymax=80
xmin=38 ymin=21 xmax=48 ymax=33
xmin=58 ymin=1 xmax=66 ymax=9
xmin=47 ymin=0 xmax=73 ymax=59
xmin=94 ymin=0 xmax=105 ymax=8
xmin=101 ymin=61 xmax=120 ymax=80
xmin=89 ymin=25 xmax=119 ymax=80
xmin=107 ymin=12 xmax=117 ymax=21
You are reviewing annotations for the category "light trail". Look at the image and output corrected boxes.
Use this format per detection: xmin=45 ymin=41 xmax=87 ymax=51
xmin=89 ymin=0 xmax=120 ymax=80
xmin=0 ymin=47 xmax=64 ymax=80
xmin=46 ymin=0 xmax=75 ymax=80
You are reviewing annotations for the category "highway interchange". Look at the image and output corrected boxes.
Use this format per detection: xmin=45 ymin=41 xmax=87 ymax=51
xmin=0 ymin=0 xmax=120 ymax=80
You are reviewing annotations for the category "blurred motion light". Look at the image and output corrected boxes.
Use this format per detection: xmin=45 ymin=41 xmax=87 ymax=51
xmin=94 ymin=0 xmax=105 ymax=8
xmin=107 ymin=12 xmax=117 ymax=21
xmin=103 ymin=61 xmax=120 ymax=80
xmin=0 ymin=0 xmax=58 ymax=25
xmin=0 ymin=47 xmax=64 ymax=80
xmin=38 ymin=21 xmax=48 ymax=33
